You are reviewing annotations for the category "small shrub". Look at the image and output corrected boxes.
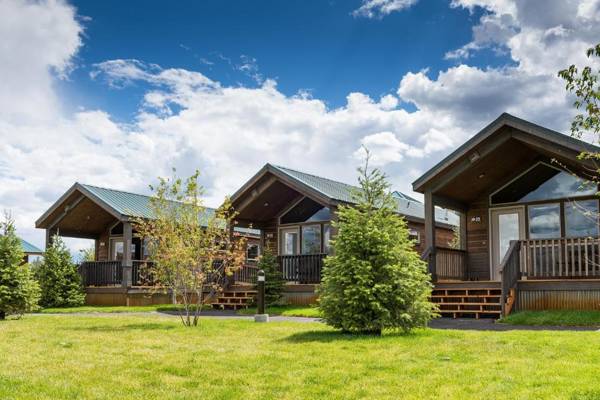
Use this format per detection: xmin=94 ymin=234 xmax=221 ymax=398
xmin=257 ymin=249 xmax=286 ymax=305
xmin=36 ymin=235 xmax=85 ymax=308
xmin=0 ymin=216 xmax=40 ymax=319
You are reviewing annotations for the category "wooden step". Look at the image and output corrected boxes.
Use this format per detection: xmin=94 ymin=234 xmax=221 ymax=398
xmin=431 ymin=285 xmax=502 ymax=319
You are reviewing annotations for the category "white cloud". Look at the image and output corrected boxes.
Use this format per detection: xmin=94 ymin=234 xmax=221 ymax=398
xmin=1 ymin=0 xmax=600 ymax=256
xmin=353 ymin=0 xmax=418 ymax=18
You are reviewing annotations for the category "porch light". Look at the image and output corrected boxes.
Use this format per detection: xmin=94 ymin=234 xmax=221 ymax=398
xmin=263 ymin=202 xmax=269 ymax=207
xmin=478 ymin=173 xmax=486 ymax=179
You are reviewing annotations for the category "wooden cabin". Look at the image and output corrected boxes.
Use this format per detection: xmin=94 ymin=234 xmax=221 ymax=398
xmin=228 ymin=164 xmax=457 ymax=304
xmin=414 ymin=113 xmax=600 ymax=317
xmin=35 ymin=184 xmax=260 ymax=306
xmin=20 ymin=238 xmax=43 ymax=264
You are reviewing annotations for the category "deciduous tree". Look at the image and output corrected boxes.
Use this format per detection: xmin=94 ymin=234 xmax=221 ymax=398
xmin=134 ymin=170 xmax=247 ymax=327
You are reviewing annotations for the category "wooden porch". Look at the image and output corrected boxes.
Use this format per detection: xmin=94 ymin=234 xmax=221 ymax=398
xmin=429 ymin=237 xmax=600 ymax=317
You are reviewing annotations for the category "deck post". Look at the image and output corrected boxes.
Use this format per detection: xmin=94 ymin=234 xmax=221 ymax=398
xmin=45 ymin=228 xmax=57 ymax=249
xmin=424 ymin=190 xmax=437 ymax=281
xmin=122 ymin=221 xmax=133 ymax=288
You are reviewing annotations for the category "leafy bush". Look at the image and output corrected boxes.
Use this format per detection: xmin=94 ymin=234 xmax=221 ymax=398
xmin=36 ymin=235 xmax=85 ymax=308
xmin=0 ymin=216 xmax=40 ymax=319
xmin=257 ymin=248 xmax=286 ymax=305
xmin=318 ymin=156 xmax=437 ymax=334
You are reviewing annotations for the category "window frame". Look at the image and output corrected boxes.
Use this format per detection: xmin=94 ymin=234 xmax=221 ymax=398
xmin=489 ymin=161 xmax=598 ymax=207
xmin=527 ymin=202 xmax=562 ymax=240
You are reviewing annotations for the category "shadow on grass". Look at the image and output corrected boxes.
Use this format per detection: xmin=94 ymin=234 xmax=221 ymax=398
xmin=68 ymin=323 xmax=176 ymax=332
xmin=282 ymin=329 xmax=419 ymax=343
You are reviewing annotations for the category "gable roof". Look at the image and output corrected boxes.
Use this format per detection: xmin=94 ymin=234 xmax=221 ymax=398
xmin=234 ymin=164 xmax=458 ymax=226
xmin=36 ymin=183 xmax=259 ymax=235
xmin=21 ymin=238 xmax=43 ymax=255
xmin=413 ymin=112 xmax=600 ymax=192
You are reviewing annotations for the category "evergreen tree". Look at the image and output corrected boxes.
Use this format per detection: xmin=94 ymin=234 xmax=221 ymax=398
xmin=257 ymin=248 xmax=285 ymax=305
xmin=0 ymin=216 xmax=40 ymax=319
xmin=36 ymin=235 xmax=85 ymax=308
xmin=318 ymin=154 xmax=437 ymax=334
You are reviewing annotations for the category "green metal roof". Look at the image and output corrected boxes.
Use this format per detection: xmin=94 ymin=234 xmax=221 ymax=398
xmin=270 ymin=165 xmax=458 ymax=226
xmin=272 ymin=165 xmax=357 ymax=203
xmin=20 ymin=238 xmax=43 ymax=254
xmin=80 ymin=184 xmax=259 ymax=234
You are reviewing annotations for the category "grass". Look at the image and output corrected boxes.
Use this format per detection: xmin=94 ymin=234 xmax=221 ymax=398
xmin=38 ymin=304 xmax=187 ymax=314
xmin=237 ymin=305 xmax=322 ymax=318
xmin=500 ymin=310 xmax=600 ymax=326
xmin=2 ymin=315 xmax=600 ymax=399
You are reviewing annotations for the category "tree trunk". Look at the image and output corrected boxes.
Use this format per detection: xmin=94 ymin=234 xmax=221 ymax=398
xmin=0 ymin=310 xmax=5 ymax=320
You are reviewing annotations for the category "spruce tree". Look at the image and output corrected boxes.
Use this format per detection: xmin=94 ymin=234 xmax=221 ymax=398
xmin=0 ymin=216 xmax=40 ymax=319
xmin=257 ymin=248 xmax=285 ymax=305
xmin=36 ymin=235 xmax=85 ymax=308
xmin=318 ymin=155 xmax=437 ymax=334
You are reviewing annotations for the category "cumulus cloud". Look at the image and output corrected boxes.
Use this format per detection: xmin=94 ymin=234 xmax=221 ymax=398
xmin=1 ymin=0 xmax=600 ymax=254
xmin=353 ymin=0 xmax=418 ymax=18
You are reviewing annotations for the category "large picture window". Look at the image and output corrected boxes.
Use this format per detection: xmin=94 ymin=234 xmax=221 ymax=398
xmin=491 ymin=163 xmax=596 ymax=205
xmin=528 ymin=203 xmax=561 ymax=239
xmin=566 ymin=199 xmax=599 ymax=238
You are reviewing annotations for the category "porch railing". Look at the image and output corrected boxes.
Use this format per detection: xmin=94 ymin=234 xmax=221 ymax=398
xmin=278 ymin=254 xmax=325 ymax=284
xmin=233 ymin=264 xmax=259 ymax=284
xmin=519 ymin=238 xmax=600 ymax=279
xmin=500 ymin=240 xmax=521 ymax=316
xmin=79 ymin=261 xmax=122 ymax=286
xmin=435 ymin=247 xmax=467 ymax=281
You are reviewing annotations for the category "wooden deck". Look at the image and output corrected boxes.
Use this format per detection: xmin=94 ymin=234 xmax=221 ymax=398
xmin=432 ymin=281 xmax=501 ymax=319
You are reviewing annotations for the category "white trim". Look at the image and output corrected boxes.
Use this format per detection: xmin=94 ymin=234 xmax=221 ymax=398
xmin=278 ymin=226 xmax=300 ymax=255
xmin=488 ymin=205 xmax=526 ymax=280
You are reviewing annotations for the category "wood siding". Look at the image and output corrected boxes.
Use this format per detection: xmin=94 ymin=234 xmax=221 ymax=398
xmin=406 ymin=220 xmax=455 ymax=255
xmin=466 ymin=201 xmax=490 ymax=280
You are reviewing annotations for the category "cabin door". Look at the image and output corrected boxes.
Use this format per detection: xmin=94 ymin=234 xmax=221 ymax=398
xmin=490 ymin=207 xmax=525 ymax=280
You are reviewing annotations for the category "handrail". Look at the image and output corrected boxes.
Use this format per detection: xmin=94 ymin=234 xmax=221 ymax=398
xmin=499 ymin=240 xmax=521 ymax=316
xmin=421 ymin=246 xmax=434 ymax=262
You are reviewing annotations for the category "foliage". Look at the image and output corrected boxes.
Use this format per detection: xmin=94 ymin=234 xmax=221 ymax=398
xmin=79 ymin=246 xmax=96 ymax=262
xmin=0 ymin=215 xmax=40 ymax=319
xmin=134 ymin=169 xmax=247 ymax=327
xmin=35 ymin=235 xmax=85 ymax=308
xmin=559 ymin=43 xmax=600 ymax=144
xmin=448 ymin=224 xmax=461 ymax=249
xmin=256 ymin=248 xmax=285 ymax=305
xmin=318 ymin=152 xmax=437 ymax=334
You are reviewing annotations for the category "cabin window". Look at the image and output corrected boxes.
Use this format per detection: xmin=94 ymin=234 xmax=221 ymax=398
xmin=301 ymin=225 xmax=322 ymax=254
xmin=323 ymin=224 xmax=331 ymax=254
xmin=565 ymin=199 xmax=599 ymax=238
xmin=491 ymin=163 xmax=596 ymax=205
xmin=408 ymin=229 xmax=420 ymax=244
xmin=246 ymin=243 xmax=260 ymax=263
xmin=528 ymin=203 xmax=561 ymax=239
xmin=280 ymin=197 xmax=330 ymax=224
xmin=280 ymin=228 xmax=299 ymax=255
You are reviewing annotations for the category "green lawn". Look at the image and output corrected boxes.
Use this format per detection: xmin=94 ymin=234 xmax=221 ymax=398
xmin=38 ymin=304 xmax=186 ymax=314
xmin=237 ymin=305 xmax=322 ymax=318
xmin=2 ymin=315 xmax=600 ymax=399
xmin=500 ymin=310 xmax=600 ymax=326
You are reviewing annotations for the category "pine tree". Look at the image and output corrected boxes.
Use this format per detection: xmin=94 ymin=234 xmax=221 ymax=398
xmin=318 ymin=154 xmax=437 ymax=334
xmin=36 ymin=235 xmax=85 ymax=308
xmin=0 ymin=216 xmax=40 ymax=319
xmin=257 ymin=248 xmax=285 ymax=305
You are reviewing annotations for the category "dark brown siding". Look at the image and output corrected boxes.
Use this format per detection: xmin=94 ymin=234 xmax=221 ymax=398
xmin=407 ymin=220 xmax=456 ymax=255
xmin=96 ymin=228 xmax=110 ymax=261
xmin=466 ymin=200 xmax=490 ymax=280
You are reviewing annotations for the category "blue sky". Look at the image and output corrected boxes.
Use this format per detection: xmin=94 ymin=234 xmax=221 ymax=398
xmin=1 ymin=0 xmax=599 ymax=249
xmin=64 ymin=0 xmax=494 ymax=120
